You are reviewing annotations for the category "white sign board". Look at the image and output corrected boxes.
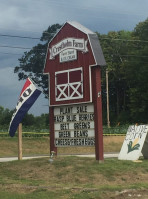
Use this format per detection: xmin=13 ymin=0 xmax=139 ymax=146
xmin=54 ymin=103 xmax=95 ymax=147
xmin=118 ymin=125 xmax=148 ymax=160
xmin=49 ymin=38 xmax=88 ymax=60
xmin=60 ymin=49 xmax=77 ymax=63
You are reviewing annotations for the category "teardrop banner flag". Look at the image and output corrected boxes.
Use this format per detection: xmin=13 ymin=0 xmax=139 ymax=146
xmin=9 ymin=78 xmax=42 ymax=137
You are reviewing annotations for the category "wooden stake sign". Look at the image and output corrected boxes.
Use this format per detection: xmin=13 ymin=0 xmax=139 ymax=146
xmin=43 ymin=21 xmax=106 ymax=161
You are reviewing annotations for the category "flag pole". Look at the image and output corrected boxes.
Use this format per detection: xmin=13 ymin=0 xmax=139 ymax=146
xmin=18 ymin=123 xmax=22 ymax=160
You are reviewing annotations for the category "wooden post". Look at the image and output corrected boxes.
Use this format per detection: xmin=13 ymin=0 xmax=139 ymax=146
xmin=18 ymin=123 xmax=22 ymax=160
xmin=49 ymin=106 xmax=57 ymax=155
xmin=106 ymin=69 xmax=110 ymax=128
xmin=92 ymin=66 xmax=104 ymax=162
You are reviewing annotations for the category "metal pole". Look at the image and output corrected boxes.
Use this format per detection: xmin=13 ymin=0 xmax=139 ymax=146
xmin=106 ymin=69 xmax=110 ymax=128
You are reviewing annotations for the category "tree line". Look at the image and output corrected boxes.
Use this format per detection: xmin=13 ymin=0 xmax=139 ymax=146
xmin=0 ymin=106 xmax=49 ymax=131
xmin=12 ymin=18 xmax=148 ymax=126
xmin=99 ymin=19 xmax=148 ymax=125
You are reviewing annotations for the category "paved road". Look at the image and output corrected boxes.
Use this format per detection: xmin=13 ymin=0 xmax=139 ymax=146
xmin=75 ymin=153 xmax=119 ymax=158
xmin=0 ymin=153 xmax=119 ymax=162
xmin=0 ymin=155 xmax=49 ymax=162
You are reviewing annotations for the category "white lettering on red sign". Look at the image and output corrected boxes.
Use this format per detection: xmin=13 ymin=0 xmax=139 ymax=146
xmin=49 ymin=38 xmax=88 ymax=60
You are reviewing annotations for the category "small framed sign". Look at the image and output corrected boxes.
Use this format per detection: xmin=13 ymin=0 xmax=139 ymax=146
xmin=60 ymin=49 xmax=77 ymax=63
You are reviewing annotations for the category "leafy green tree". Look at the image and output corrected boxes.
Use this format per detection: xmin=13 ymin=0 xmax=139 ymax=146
xmin=23 ymin=113 xmax=35 ymax=126
xmin=0 ymin=106 xmax=14 ymax=130
xmin=34 ymin=114 xmax=49 ymax=129
xmin=0 ymin=105 xmax=49 ymax=131
xmin=98 ymin=30 xmax=132 ymax=124
xmin=124 ymin=18 xmax=148 ymax=122
xmin=14 ymin=24 xmax=62 ymax=96
xmin=13 ymin=20 xmax=148 ymax=125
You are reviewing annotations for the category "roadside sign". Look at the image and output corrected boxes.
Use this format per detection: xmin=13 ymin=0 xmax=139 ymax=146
xmin=118 ymin=125 xmax=148 ymax=160
xmin=43 ymin=21 xmax=106 ymax=161
xmin=54 ymin=103 xmax=95 ymax=147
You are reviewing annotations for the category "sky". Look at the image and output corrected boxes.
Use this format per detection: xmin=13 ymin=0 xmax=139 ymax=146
xmin=0 ymin=0 xmax=148 ymax=116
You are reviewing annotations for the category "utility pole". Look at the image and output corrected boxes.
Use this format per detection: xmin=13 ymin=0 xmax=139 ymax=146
xmin=106 ymin=69 xmax=110 ymax=128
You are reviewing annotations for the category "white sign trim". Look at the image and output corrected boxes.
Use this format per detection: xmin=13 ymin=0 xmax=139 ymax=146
xmin=49 ymin=38 xmax=88 ymax=59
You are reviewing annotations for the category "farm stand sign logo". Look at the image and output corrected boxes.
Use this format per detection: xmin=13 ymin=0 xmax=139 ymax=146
xmin=49 ymin=38 xmax=88 ymax=61
xmin=118 ymin=125 xmax=148 ymax=160
xmin=127 ymin=137 xmax=140 ymax=153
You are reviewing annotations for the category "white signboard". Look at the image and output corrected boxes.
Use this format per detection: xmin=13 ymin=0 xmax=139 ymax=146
xmin=118 ymin=125 xmax=148 ymax=160
xmin=59 ymin=49 xmax=77 ymax=63
xmin=49 ymin=38 xmax=88 ymax=60
xmin=54 ymin=103 xmax=95 ymax=147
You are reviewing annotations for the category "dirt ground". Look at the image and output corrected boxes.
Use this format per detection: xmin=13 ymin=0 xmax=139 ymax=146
xmin=112 ymin=189 xmax=148 ymax=199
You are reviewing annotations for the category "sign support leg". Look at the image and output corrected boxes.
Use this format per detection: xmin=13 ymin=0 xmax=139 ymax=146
xmin=18 ymin=123 xmax=22 ymax=160
xmin=92 ymin=66 xmax=104 ymax=162
xmin=49 ymin=106 xmax=57 ymax=155
xmin=106 ymin=69 xmax=110 ymax=128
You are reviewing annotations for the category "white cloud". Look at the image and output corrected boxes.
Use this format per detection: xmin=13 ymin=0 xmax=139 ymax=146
xmin=0 ymin=0 xmax=147 ymax=34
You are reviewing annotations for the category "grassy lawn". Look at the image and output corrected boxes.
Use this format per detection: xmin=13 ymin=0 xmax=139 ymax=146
xmin=0 ymin=137 xmax=50 ymax=157
xmin=0 ymin=136 xmax=124 ymax=157
xmin=0 ymin=157 xmax=148 ymax=199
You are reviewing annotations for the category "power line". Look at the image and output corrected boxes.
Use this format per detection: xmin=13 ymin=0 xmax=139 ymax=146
xmin=0 ymin=45 xmax=31 ymax=50
xmin=0 ymin=32 xmax=148 ymax=44
xmin=0 ymin=51 xmax=23 ymax=56
xmin=0 ymin=34 xmax=40 ymax=40
xmin=0 ymin=42 xmax=147 ymax=57
xmin=105 ymin=54 xmax=148 ymax=58
xmin=0 ymin=45 xmax=147 ymax=59
xmin=100 ymin=38 xmax=148 ymax=43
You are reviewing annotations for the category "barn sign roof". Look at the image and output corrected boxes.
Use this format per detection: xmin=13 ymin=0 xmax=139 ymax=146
xmin=43 ymin=21 xmax=106 ymax=106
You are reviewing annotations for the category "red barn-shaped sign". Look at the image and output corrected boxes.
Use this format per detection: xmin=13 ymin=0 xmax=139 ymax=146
xmin=44 ymin=21 xmax=106 ymax=161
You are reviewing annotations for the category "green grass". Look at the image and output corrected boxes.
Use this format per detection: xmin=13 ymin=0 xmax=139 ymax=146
xmin=0 ymin=137 xmax=50 ymax=157
xmin=0 ymin=136 xmax=125 ymax=157
xmin=0 ymin=157 xmax=147 ymax=199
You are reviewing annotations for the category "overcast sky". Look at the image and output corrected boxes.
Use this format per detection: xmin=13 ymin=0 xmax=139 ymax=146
xmin=0 ymin=0 xmax=148 ymax=116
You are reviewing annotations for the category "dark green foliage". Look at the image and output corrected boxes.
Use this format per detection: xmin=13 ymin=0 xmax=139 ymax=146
xmin=99 ymin=18 xmax=148 ymax=124
xmin=0 ymin=106 xmax=49 ymax=132
xmin=13 ymin=19 xmax=148 ymax=125
xmin=14 ymin=24 xmax=62 ymax=96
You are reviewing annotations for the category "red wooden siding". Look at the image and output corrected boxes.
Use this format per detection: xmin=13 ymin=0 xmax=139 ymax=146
xmin=44 ymin=23 xmax=96 ymax=106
